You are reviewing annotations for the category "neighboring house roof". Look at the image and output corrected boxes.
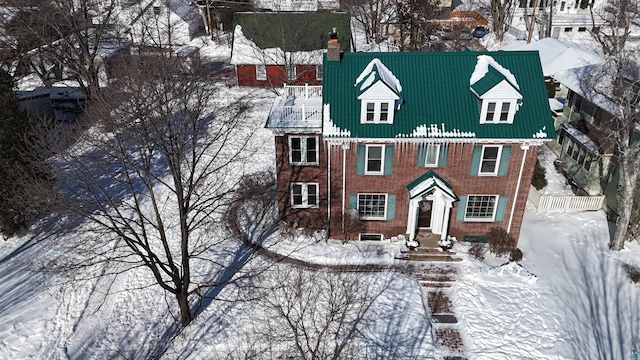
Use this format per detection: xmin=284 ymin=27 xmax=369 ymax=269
xmin=322 ymin=51 xmax=555 ymax=140
xmin=230 ymin=12 xmax=350 ymax=65
xmin=506 ymin=38 xmax=602 ymax=76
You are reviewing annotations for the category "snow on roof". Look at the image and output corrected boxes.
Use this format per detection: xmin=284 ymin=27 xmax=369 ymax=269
xmin=549 ymin=98 xmax=564 ymax=112
xmin=506 ymin=38 xmax=603 ymax=76
xmin=470 ymin=55 xmax=519 ymax=90
xmin=406 ymin=123 xmax=476 ymax=138
xmin=323 ymin=104 xmax=351 ymax=137
xmin=355 ymin=58 xmax=402 ymax=93
xmin=230 ymin=25 xmax=323 ymax=65
xmin=562 ymin=122 xmax=600 ymax=152
xmin=552 ymin=65 xmax=622 ymax=117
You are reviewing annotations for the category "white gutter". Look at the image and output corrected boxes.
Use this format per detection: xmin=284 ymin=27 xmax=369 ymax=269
xmin=508 ymin=143 xmax=529 ymax=233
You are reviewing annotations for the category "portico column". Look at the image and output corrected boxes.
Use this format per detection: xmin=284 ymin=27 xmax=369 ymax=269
xmin=407 ymin=201 xmax=418 ymax=240
xmin=440 ymin=202 xmax=453 ymax=240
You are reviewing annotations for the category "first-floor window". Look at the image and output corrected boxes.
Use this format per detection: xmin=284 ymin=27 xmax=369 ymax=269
xmin=465 ymin=195 xmax=498 ymax=221
xmin=256 ymin=65 xmax=266 ymax=81
xmin=291 ymin=183 xmax=318 ymax=208
xmin=358 ymin=194 xmax=387 ymax=220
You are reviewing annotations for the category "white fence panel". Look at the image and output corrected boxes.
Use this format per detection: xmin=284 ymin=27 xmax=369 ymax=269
xmin=528 ymin=185 xmax=604 ymax=212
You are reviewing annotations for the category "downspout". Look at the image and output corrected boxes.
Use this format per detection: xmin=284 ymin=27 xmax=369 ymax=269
xmin=341 ymin=144 xmax=347 ymax=233
xmin=508 ymin=144 xmax=530 ymax=233
xmin=327 ymin=143 xmax=331 ymax=223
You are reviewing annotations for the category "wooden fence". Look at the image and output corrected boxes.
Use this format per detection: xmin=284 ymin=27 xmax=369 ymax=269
xmin=528 ymin=185 xmax=604 ymax=212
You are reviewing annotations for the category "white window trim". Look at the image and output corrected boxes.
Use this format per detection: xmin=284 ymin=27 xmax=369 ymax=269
xmin=291 ymin=183 xmax=319 ymax=209
xmin=289 ymin=136 xmax=319 ymax=165
xmin=359 ymin=233 xmax=384 ymax=241
xmin=365 ymin=144 xmax=385 ymax=175
xmin=424 ymin=144 xmax=440 ymax=167
xmin=316 ymin=64 xmax=323 ymax=80
xmin=464 ymin=194 xmax=499 ymax=222
xmin=360 ymin=100 xmax=395 ymax=124
xmin=256 ymin=65 xmax=266 ymax=81
xmin=480 ymin=100 xmax=516 ymax=124
xmin=478 ymin=145 xmax=503 ymax=176
xmin=357 ymin=193 xmax=388 ymax=220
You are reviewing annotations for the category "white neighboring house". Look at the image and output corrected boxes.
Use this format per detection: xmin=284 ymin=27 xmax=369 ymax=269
xmin=252 ymin=0 xmax=339 ymax=11
xmin=121 ymin=0 xmax=205 ymax=48
xmin=506 ymin=0 xmax=611 ymax=41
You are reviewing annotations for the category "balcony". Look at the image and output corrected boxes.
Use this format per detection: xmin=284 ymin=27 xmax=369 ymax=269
xmin=266 ymin=84 xmax=323 ymax=131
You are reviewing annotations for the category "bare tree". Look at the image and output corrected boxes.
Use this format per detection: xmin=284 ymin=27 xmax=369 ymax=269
xmin=586 ymin=0 xmax=640 ymax=250
xmin=35 ymin=53 xmax=264 ymax=326
xmin=341 ymin=0 xmax=392 ymax=45
xmin=490 ymin=0 xmax=513 ymax=42
xmin=393 ymin=0 xmax=441 ymax=51
xmin=2 ymin=0 xmax=126 ymax=97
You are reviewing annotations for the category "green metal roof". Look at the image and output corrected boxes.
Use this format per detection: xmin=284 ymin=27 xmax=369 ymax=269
xmin=232 ymin=12 xmax=351 ymax=52
xmin=322 ymin=51 xmax=555 ymax=140
xmin=470 ymin=65 xmax=519 ymax=97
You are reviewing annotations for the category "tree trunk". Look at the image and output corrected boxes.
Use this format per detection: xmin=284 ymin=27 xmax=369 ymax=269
xmin=610 ymin=163 xmax=638 ymax=250
xmin=177 ymin=287 xmax=193 ymax=326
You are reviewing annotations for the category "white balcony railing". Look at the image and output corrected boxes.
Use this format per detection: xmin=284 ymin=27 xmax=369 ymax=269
xmin=283 ymin=84 xmax=322 ymax=100
xmin=282 ymin=104 xmax=323 ymax=123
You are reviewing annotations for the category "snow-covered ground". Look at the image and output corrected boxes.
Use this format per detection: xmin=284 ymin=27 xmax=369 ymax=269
xmin=3 ymin=24 xmax=640 ymax=359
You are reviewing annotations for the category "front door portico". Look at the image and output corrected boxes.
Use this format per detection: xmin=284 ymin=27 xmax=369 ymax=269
xmin=406 ymin=171 xmax=458 ymax=241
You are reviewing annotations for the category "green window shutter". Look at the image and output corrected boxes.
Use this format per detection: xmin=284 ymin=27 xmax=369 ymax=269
xmin=417 ymin=145 xmax=426 ymax=167
xmin=384 ymin=145 xmax=394 ymax=175
xmin=386 ymin=194 xmax=396 ymax=220
xmin=349 ymin=194 xmax=357 ymax=209
xmin=438 ymin=145 xmax=448 ymax=167
xmin=456 ymin=196 xmax=467 ymax=221
xmin=356 ymin=145 xmax=365 ymax=175
xmin=497 ymin=146 xmax=511 ymax=176
xmin=470 ymin=146 xmax=481 ymax=176
xmin=495 ymin=196 xmax=508 ymax=222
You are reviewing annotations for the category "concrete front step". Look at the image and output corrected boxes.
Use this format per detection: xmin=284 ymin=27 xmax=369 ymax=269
xmin=420 ymin=281 xmax=453 ymax=288
xmin=402 ymin=248 xmax=458 ymax=255
xmin=399 ymin=254 xmax=463 ymax=262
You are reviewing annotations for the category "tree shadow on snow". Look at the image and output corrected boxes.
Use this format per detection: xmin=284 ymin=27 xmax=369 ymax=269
xmin=556 ymin=229 xmax=640 ymax=359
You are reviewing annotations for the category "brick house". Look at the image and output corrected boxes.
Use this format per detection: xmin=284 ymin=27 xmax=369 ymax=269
xmin=230 ymin=12 xmax=350 ymax=87
xmin=266 ymin=44 xmax=555 ymax=243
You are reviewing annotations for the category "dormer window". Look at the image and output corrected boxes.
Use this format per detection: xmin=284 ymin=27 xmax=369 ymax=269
xmin=470 ymin=55 xmax=522 ymax=125
xmin=362 ymin=101 xmax=394 ymax=124
xmin=355 ymin=58 xmax=403 ymax=125
xmin=482 ymin=101 xmax=515 ymax=123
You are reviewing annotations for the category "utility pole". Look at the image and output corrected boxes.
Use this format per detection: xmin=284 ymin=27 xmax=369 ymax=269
xmin=526 ymin=0 xmax=539 ymax=43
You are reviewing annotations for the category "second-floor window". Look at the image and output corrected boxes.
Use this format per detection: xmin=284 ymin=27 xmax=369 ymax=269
xmin=479 ymin=145 xmax=501 ymax=175
xmin=290 ymin=136 xmax=318 ymax=165
xmin=365 ymin=145 xmax=384 ymax=174
xmin=316 ymin=65 xmax=323 ymax=80
xmin=424 ymin=144 xmax=440 ymax=167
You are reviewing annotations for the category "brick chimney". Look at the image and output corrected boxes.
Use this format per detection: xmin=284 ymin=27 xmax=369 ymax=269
xmin=327 ymin=27 xmax=340 ymax=61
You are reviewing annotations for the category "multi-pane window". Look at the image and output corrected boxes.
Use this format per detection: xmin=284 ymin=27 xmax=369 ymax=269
xmin=479 ymin=146 xmax=501 ymax=175
xmin=291 ymin=183 xmax=318 ymax=208
xmin=425 ymin=144 xmax=440 ymax=167
xmin=485 ymin=102 xmax=496 ymax=122
xmin=465 ymin=195 xmax=498 ymax=221
xmin=361 ymin=101 xmax=394 ymax=124
xmin=366 ymin=103 xmax=375 ymax=122
xmin=256 ymin=65 xmax=267 ymax=81
xmin=290 ymin=136 xmax=318 ymax=165
xmin=483 ymin=101 xmax=513 ymax=123
xmin=316 ymin=65 xmax=323 ymax=80
xmin=500 ymin=103 xmax=510 ymax=121
xmin=365 ymin=145 xmax=384 ymax=174
xmin=358 ymin=194 xmax=387 ymax=219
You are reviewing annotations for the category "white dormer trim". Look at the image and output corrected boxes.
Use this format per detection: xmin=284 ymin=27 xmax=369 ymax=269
xmin=358 ymin=81 xmax=400 ymax=124
xmin=477 ymin=81 xmax=523 ymax=125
